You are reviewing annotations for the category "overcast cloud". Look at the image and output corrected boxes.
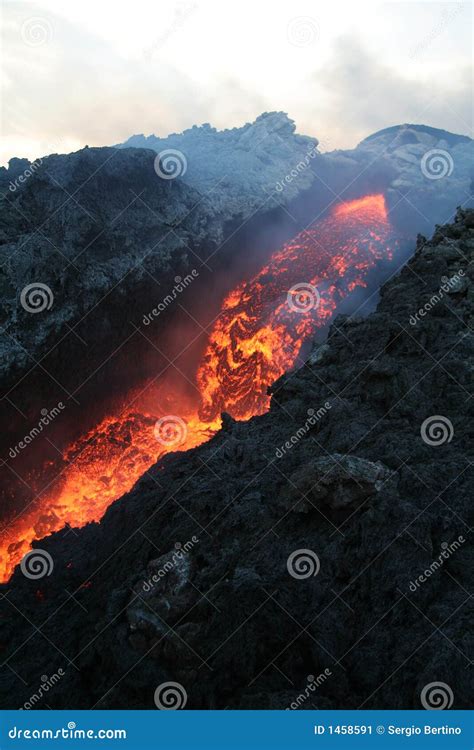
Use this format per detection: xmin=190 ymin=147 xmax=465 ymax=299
xmin=1 ymin=0 xmax=472 ymax=164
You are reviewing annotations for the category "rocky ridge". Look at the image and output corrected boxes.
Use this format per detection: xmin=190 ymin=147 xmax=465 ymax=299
xmin=0 ymin=114 xmax=315 ymax=392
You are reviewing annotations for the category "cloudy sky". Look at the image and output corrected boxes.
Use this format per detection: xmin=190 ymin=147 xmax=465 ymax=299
xmin=1 ymin=0 xmax=472 ymax=164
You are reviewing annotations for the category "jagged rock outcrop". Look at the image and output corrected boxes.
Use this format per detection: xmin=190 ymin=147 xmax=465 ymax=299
xmin=1 ymin=149 xmax=197 ymax=355
xmin=120 ymin=112 xmax=318 ymax=214
xmin=279 ymin=455 xmax=395 ymax=514
xmin=122 ymin=118 xmax=474 ymax=234
xmin=0 ymin=208 xmax=472 ymax=711
xmin=355 ymin=124 xmax=474 ymax=228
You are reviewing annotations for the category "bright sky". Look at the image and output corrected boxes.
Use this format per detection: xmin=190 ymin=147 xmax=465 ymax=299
xmin=1 ymin=0 xmax=472 ymax=164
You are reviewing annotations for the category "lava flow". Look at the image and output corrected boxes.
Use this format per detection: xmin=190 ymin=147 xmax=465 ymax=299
xmin=0 ymin=193 xmax=395 ymax=581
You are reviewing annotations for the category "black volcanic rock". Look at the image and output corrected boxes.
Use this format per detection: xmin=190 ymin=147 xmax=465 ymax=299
xmin=0 ymin=116 xmax=314 ymax=377
xmin=0 ymin=209 xmax=472 ymax=710
xmin=0 ymin=118 xmax=322 ymax=480
xmin=0 ymin=146 xmax=203 ymax=386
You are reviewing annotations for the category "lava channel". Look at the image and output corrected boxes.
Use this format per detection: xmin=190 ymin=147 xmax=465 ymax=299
xmin=0 ymin=193 xmax=396 ymax=581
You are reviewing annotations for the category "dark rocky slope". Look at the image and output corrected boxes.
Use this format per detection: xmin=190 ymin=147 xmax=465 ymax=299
xmin=0 ymin=209 xmax=472 ymax=710
xmin=0 ymin=114 xmax=320 ymax=487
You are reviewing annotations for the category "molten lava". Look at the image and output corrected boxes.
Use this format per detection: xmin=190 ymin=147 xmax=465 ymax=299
xmin=0 ymin=194 xmax=394 ymax=581
xmin=197 ymin=193 xmax=392 ymax=421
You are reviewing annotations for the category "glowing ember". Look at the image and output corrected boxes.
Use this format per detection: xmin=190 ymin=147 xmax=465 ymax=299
xmin=0 ymin=194 xmax=394 ymax=581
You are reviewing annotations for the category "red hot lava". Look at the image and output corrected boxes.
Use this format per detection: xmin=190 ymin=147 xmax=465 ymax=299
xmin=0 ymin=193 xmax=395 ymax=581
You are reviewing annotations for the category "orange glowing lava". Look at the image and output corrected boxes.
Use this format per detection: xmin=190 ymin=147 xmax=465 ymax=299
xmin=0 ymin=194 xmax=394 ymax=581
xmin=197 ymin=192 xmax=392 ymax=421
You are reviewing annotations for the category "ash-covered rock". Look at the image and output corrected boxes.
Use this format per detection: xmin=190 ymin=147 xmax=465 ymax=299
xmin=316 ymin=123 xmax=473 ymax=233
xmin=279 ymin=454 xmax=395 ymax=513
xmin=127 ymin=547 xmax=197 ymax=640
xmin=0 ymin=210 xmax=472 ymax=711
xmin=120 ymin=112 xmax=318 ymax=213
